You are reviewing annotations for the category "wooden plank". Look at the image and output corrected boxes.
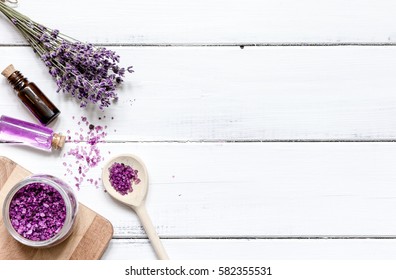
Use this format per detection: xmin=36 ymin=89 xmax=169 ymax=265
xmin=103 ymin=239 xmax=396 ymax=260
xmin=1 ymin=142 xmax=396 ymax=237
xmin=1 ymin=46 xmax=396 ymax=141
xmin=0 ymin=157 xmax=16 ymax=187
xmin=70 ymin=216 xmax=114 ymax=260
xmin=1 ymin=0 xmax=396 ymax=44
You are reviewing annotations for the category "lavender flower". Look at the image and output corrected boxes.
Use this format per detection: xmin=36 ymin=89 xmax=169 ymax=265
xmin=0 ymin=2 xmax=133 ymax=109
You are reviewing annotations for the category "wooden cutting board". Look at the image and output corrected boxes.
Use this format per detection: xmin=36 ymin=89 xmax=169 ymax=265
xmin=0 ymin=156 xmax=113 ymax=260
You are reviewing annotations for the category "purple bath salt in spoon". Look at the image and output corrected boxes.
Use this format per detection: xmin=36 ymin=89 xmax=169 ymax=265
xmin=102 ymin=154 xmax=169 ymax=260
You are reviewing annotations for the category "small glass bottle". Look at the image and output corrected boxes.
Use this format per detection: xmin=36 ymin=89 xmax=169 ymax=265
xmin=0 ymin=115 xmax=65 ymax=151
xmin=2 ymin=174 xmax=78 ymax=248
xmin=1 ymin=64 xmax=60 ymax=126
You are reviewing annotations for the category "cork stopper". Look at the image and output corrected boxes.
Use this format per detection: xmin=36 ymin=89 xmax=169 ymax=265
xmin=51 ymin=133 xmax=66 ymax=150
xmin=1 ymin=64 xmax=16 ymax=79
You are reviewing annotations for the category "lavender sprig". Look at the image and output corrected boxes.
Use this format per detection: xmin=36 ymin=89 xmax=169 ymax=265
xmin=0 ymin=3 xmax=133 ymax=109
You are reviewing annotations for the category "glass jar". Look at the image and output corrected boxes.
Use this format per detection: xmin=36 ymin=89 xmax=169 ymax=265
xmin=2 ymin=174 xmax=78 ymax=248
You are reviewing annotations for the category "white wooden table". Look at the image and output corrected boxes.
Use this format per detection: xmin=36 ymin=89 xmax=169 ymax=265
xmin=1 ymin=0 xmax=396 ymax=260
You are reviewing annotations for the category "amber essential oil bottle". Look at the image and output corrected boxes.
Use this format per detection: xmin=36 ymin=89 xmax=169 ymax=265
xmin=1 ymin=64 xmax=60 ymax=126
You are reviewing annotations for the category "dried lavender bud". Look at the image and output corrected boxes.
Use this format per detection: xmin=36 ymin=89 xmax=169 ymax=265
xmin=0 ymin=3 xmax=133 ymax=110
xmin=9 ymin=183 xmax=66 ymax=241
xmin=108 ymin=162 xmax=140 ymax=195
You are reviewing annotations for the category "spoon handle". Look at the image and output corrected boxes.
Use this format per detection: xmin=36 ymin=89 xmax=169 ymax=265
xmin=134 ymin=204 xmax=169 ymax=260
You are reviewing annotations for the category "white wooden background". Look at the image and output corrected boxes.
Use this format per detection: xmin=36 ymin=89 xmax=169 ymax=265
xmin=1 ymin=0 xmax=396 ymax=259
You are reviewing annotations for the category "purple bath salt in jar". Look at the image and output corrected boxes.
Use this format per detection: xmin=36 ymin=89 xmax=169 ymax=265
xmin=2 ymin=174 xmax=78 ymax=248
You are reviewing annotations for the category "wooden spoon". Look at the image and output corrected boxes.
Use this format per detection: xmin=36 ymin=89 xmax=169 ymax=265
xmin=102 ymin=154 xmax=169 ymax=260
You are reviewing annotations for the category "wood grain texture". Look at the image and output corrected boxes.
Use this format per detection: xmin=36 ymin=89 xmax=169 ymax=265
xmin=0 ymin=156 xmax=16 ymax=188
xmin=70 ymin=216 xmax=114 ymax=260
xmin=1 ymin=46 xmax=396 ymax=141
xmin=1 ymin=0 xmax=396 ymax=261
xmin=103 ymin=239 xmax=396 ymax=260
xmin=0 ymin=157 xmax=113 ymax=260
xmin=1 ymin=0 xmax=396 ymax=44
xmin=1 ymin=143 xmax=396 ymax=238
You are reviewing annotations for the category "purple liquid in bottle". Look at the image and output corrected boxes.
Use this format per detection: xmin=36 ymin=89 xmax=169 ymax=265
xmin=0 ymin=115 xmax=64 ymax=151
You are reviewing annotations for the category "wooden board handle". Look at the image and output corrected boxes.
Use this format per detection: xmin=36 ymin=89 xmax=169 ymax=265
xmin=134 ymin=204 xmax=169 ymax=260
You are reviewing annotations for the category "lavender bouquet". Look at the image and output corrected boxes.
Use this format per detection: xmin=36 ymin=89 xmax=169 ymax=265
xmin=0 ymin=2 xmax=133 ymax=109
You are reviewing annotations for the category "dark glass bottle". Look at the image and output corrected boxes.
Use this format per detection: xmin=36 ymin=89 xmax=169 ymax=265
xmin=2 ymin=64 xmax=60 ymax=126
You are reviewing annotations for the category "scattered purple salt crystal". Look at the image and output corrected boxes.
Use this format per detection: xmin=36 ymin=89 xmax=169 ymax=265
xmin=108 ymin=162 xmax=140 ymax=195
xmin=63 ymin=115 xmax=109 ymax=190
xmin=8 ymin=183 xmax=66 ymax=241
